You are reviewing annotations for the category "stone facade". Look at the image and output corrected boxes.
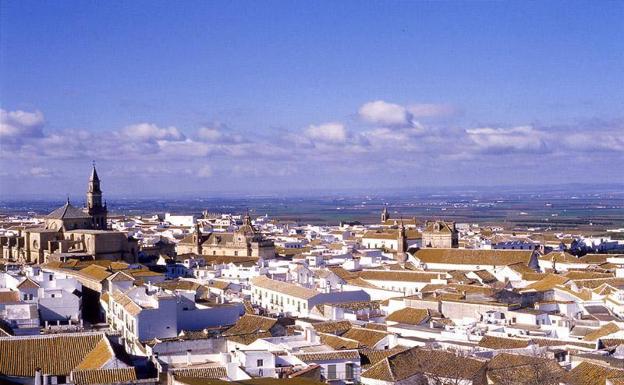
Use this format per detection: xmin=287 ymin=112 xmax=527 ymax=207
xmin=0 ymin=166 xmax=137 ymax=264
xmin=177 ymin=214 xmax=275 ymax=258
xmin=421 ymin=220 xmax=459 ymax=248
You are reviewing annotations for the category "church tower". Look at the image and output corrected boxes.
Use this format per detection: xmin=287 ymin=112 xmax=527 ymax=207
xmin=381 ymin=205 xmax=390 ymax=223
xmin=86 ymin=164 xmax=108 ymax=229
xmin=396 ymin=218 xmax=407 ymax=262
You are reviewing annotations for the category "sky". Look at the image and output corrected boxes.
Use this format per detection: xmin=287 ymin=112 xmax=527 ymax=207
xmin=1 ymin=1 xmax=623 ymax=199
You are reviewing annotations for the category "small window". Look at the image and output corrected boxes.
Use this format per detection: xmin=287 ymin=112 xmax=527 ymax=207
xmin=49 ymin=275 xmax=53 ymax=281
xmin=327 ymin=364 xmax=337 ymax=380
xmin=346 ymin=363 xmax=354 ymax=379
xmin=257 ymin=359 xmax=263 ymax=367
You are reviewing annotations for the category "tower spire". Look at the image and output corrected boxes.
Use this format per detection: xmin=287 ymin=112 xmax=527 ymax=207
xmin=86 ymin=163 xmax=107 ymax=229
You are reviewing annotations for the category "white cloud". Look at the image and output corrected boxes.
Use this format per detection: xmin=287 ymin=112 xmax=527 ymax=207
xmin=304 ymin=122 xmax=348 ymax=143
xmin=466 ymin=125 xmax=547 ymax=153
xmin=196 ymin=127 xmax=222 ymax=142
xmin=407 ymin=103 xmax=456 ymax=118
xmin=121 ymin=123 xmax=185 ymax=142
xmin=0 ymin=109 xmax=45 ymax=138
xmin=359 ymin=100 xmax=413 ymax=127
xmin=197 ymin=165 xmax=213 ymax=178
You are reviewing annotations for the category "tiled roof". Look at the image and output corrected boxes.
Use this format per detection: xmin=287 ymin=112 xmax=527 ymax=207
xmin=565 ymin=271 xmax=614 ymax=280
xmin=312 ymin=320 xmax=352 ymax=335
xmin=522 ymin=274 xmax=570 ymax=292
xmin=474 ymin=270 xmax=498 ymax=283
xmin=359 ymin=270 xmax=443 ymax=282
xmin=540 ymin=251 xmax=579 ymax=262
xmin=415 ymin=249 xmax=534 ymax=266
xmin=16 ymin=277 xmax=40 ymax=289
xmin=0 ymin=333 xmax=110 ymax=377
xmin=71 ymin=368 xmax=137 ymax=385
xmin=359 ymin=346 xmax=408 ymax=368
xmin=294 ymin=350 xmax=360 ymax=362
xmin=46 ymin=202 xmax=91 ymax=220
xmin=171 ymin=366 xmax=228 ymax=379
xmin=386 ymin=308 xmax=430 ymax=325
xmin=109 ymin=290 xmax=142 ymax=316
xmin=362 ymin=348 xmax=486 ymax=383
xmin=156 ymin=279 xmax=204 ymax=292
xmin=79 ymin=265 xmax=113 ymax=282
xmin=223 ymin=314 xmax=277 ymax=344
xmin=341 ymin=327 xmax=388 ymax=348
xmin=486 ymin=353 xmax=564 ymax=384
xmin=74 ymin=337 xmax=114 ymax=370
xmin=424 ymin=221 xmax=455 ymax=234
xmin=318 ymin=333 xmax=359 ymax=350
xmin=0 ymin=290 xmax=19 ymax=304
xmin=564 ymin=361 xmax=624 ymax=385
xmin=327 ymin=267 xmax=358 ymax=281
xmin=477 ymin=335 xmax=530 ymax=349
xmin=107 ymin=271 xmax=135 ymax=282
xmin=251 ymin=276 xmax=318 ymax=299
xmin=583 ymin=322 xmax=621 ymax=341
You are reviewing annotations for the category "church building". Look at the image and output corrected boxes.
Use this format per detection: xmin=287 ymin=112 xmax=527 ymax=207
xmin=177 ymin=213 xmax=275 ymax=258
xmin=0 ymin=165 xmax=138 ymax=264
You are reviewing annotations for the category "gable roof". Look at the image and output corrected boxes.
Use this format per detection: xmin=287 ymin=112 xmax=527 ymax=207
xmin=583 ymin=322 xmax=621 ymax=341
xmin=294 ymin=350 xmax=360 ymax=362
xmin=312 ymin=320 xmax=352 ymax=335
xmin=477 ymin=335 xmax=531 ymax=350
xmin=318 ymin=333 xmax=359 ymax=350
xmin=341 ymin=327 xmax=388 ymax=348
xmin=251 ymin=276 xmax=318 ymax=299
xmin=486 ymin=353 xmax=564 ymax=384
xmin=16 ymin=277 xmax=40 ymax=290
xmin=107 ymin=271 xmax=135 ymax=282
xmin=0 ymin=333 xmax=111 ymax=377
xmin=564 ymin=361 xmax=624 ymax=385
xmin=362 ymin=347 xmax=486 ymax=383
xmin=71 ymin=368 xmax=137 ymax=385
xmin=386 ymin=308 xmax=430 ymax=325
xmin=223 ymin=314 xmax=278 ymax=345
xmin=359 ymin=270 xmax=443 ymax=282
xmin=414 ymin=249 xmax=535 ymax=267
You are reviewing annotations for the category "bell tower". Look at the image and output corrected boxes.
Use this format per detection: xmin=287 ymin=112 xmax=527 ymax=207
xmin=381 ymin=205 xmax=389 ymax=223
xmin=86 ymin=163 xmax=108 ymax=229
xmin=397 ymin=218 xmax=407 ymax=262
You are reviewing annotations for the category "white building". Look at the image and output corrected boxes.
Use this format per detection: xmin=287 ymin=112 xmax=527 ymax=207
xmin=250 ymin=276 xmax=370 ymax=317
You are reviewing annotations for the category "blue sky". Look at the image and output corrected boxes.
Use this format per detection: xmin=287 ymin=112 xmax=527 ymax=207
xmin=1 ymin=1 xmax=623 ymax=198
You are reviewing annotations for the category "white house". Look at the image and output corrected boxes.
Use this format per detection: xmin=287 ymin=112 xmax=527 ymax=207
xmin=250 ymin=276 xmax=370 ymax=317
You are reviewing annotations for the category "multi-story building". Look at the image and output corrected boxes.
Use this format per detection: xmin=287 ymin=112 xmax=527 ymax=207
xmin=250 ymin=275 xmax=369 ymax=316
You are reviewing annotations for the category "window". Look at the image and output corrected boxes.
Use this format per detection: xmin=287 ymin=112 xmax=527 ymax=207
xmin=49 ymin=274 xmax=53 ymax=281
xmin=327 ymin=364 xmax=337 ymax=380
xmin=345 ymin=363 xmax=354 ymax=379
xmin=257 ymin=359 xmax=264 ymax=367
